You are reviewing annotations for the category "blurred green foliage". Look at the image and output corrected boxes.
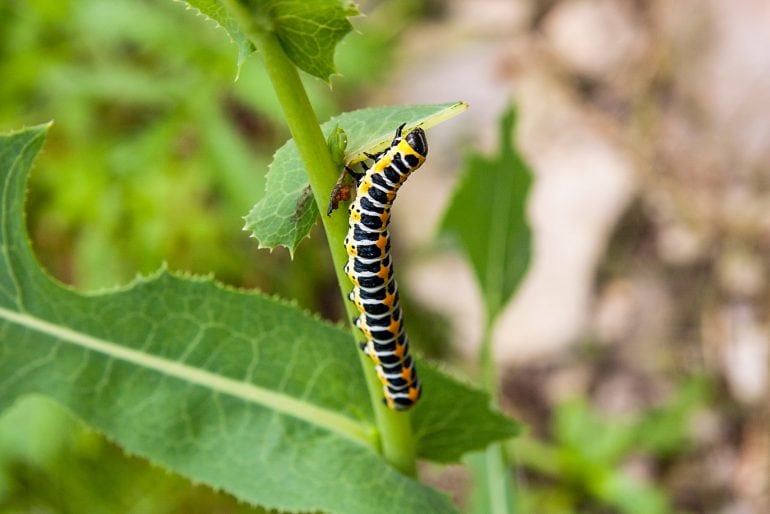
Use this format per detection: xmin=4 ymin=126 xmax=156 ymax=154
xmin=440 ymin=107 xmax=534 ymax=513
xmin=515 ymin=376 xmax=710 ymax=514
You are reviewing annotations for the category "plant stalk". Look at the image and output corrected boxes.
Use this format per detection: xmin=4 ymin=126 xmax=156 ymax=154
xmin=242 ymin=28 xmax=416 ymax=474
xmin=478 ymin=315 xmax=516 ymax=513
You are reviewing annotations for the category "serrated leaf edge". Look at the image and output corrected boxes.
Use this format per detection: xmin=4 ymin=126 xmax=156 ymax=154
xmin=242 ymin=141 xmax=319 ymax=257
xmin=1 ymin=126 xmax=375 ymax=450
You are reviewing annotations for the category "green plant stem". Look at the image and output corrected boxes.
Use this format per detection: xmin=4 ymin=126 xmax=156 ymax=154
xmin=478 ymin=316 xmax=516 ymax=514
xmin=480 ymin=315 xmax=498 ymax=398
xmin=240 ymin=28 xmax=416 ymax=475
xmin=485 ymin=442 xmax=515 ymax=514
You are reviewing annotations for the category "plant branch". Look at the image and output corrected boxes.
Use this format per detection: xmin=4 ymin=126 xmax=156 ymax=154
xmin=235 ymin=24 xmax=416 ymax=474
xmin=478 ymin=315 xmax=517 ymax=513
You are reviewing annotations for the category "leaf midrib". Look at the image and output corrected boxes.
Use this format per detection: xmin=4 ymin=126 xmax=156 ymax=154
xmin=0 ymin=305 xmax=376 ymax=448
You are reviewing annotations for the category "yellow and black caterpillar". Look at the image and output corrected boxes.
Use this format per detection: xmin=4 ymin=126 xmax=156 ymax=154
xmin=338 ymin=124 xmax=428 ymax=410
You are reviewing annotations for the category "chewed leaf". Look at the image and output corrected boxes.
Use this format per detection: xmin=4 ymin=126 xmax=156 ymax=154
xmin=1 ymin=124 xmax=516 ymax=514
xmin=245 ymin=101 xmax=468 ymax=254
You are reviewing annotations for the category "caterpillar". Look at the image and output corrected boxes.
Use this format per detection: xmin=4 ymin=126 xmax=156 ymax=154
xmin=336 ymin=124 xmax=428 ymax=410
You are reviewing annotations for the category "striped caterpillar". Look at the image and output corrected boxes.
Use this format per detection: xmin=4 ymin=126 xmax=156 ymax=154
xmin=332 ymin=124 xmax=428 ymax=410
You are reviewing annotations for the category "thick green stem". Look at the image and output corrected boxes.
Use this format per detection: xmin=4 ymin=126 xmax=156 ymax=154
xmin=236 ymin=25 xmax=416 ymax=474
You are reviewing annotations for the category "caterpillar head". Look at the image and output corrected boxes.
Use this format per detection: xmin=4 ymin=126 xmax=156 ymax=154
xmin=405 ymin=127 xmax=428 ymax=158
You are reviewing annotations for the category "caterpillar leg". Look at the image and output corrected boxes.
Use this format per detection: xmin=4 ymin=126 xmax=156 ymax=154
xmin=390 ymin=123 xmax=406 ymax=146
xmin=359 ymin=341 xmax=379 ymax=363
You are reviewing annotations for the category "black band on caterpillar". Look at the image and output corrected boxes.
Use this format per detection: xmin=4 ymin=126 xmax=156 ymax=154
xmin=341 ymin=124 xmax=428 ymax=410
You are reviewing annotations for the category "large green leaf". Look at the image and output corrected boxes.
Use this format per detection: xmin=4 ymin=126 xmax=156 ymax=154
xmin=439 ymin=107 xmax=532 ymax=321
xmin=180 ymin=0 xmax=357 ymax=80
xmin=244 ymin=101 xmax=468 ymax=255
xmin=1 ymin=125 xmax=517 ymax=514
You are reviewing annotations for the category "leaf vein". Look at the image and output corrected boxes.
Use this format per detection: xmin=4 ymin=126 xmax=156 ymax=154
xmin=0 ymin=306 xmax=375 ymax=449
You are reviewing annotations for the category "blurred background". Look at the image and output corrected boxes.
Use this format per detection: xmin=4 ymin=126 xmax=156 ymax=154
xmin=1 ymin=0 xmax=768 ymax=513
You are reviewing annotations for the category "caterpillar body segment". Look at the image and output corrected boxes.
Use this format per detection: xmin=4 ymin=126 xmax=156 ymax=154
xmin=341 ymin=125 xmax=428 ymax=410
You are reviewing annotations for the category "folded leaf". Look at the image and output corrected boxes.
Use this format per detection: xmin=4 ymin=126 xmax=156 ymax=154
xmin=244 ymin=101 xmax=468 ymax=255
xmin=1 ymin=125 xmax=515 ymax=514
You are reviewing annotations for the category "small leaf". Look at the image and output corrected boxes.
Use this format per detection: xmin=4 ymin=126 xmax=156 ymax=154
xmin=179 ymin=0 xmax=358 ymax=81
xmin=245 ymin=101 xmax=468 ymax=254
xmin=254 ymin=0 xmax=359 ymax=80
xmin=439 ymin=106 xmax=532 ymax=321
xmin=1 ymin=124 xmax=514 ymax=514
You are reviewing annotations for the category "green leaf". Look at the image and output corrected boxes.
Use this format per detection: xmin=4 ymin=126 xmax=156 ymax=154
xmin=179 ymin=0 xmax=357 ymax=80
xmin=439 ymin=106 xmax=532 ymax=321
xmin=245 ymin=101 xmax=468 ymax=255
xmin=440 ymin=108 xmax=530 ymax=513
xmin=415 ymin=371 xmax=521 ymax=463
xmin=253 ymin=0 xmax=359 ymax=80
xmin=1 ymin=125 xmax=515 ymax=514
